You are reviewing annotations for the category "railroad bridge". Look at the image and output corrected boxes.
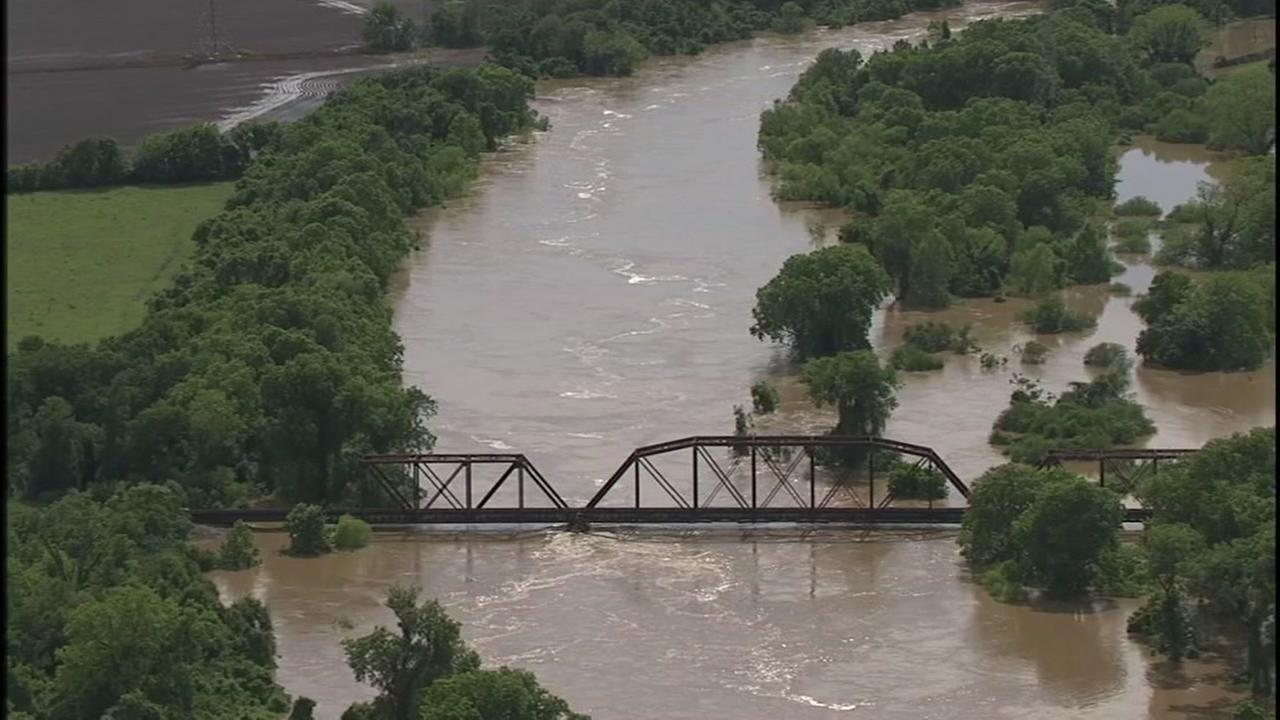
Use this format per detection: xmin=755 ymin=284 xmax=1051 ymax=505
xmin=190 ymin=437 xmax=1192 ymax=527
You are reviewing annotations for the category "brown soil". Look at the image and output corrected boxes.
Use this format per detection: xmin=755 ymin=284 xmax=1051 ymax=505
xmin=5 ymin=55 xmax=386 ymax=164
xmin=6 ymin=0 xmax=364 ymax=73
xmin=5 ymin=0 xmax=490 ymax=165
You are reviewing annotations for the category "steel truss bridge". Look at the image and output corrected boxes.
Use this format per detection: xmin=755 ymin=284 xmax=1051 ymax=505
xmin=190 ymin=437 xmax=1188 ymax=527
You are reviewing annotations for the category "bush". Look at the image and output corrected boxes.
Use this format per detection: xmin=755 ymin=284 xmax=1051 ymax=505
xmin=1113 ymin=219 xmax=1153 ymax=253
xmin=289 ymin=697 xmax=317 ymax=720
xmin=980 ymin=352 xmax=1006 ymax=370
xmin=1020 ymin=296 xmax=1096 ymax=333
xmin=130 ymin=124 xmax=241 ymax=183
xmin=1020 ymin=341 xmax=1049 ymax=365
xmin=1114 ymin=196 xmax=1162 ymax=217
xmin=888 ymin=464 xmax=949 ymax=500
xmin=285 ymin=504 xmax=331 ymax=557
xmin=1108 ymin=282 xmax=1132 ymax=296
xmin=1153 ymin=108 xmax=1209 ymax=144
xmin=992 ymin=371 xmax=1155 ymax=465
xmin=892 ymin=344 xmax=945 ymax=371
xmin=902 ymin=321 xmax=975 ymax=354
xmin=1084 ymin=342 xmax=1128 ymax=369
xmin=217 ymin=520 xmax=260 ymax=570
xmin=363 ymin=2 xmax=417 ymax=52
xmin=981 ymin=561 xmax=1027 ymax=602
xmin=750 ymin=381 xmax=780 ymax=415
xmin=332 ymin=514 xmax=373 ymax=551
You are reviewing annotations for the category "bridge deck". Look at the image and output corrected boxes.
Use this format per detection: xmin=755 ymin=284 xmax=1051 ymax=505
xmin=190 ymin=506 xmax=1153 ymax=526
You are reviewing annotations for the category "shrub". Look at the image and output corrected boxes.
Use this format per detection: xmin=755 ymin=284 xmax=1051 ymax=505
xmin=1114 ymin=196 xmax=1162 ymax=217
xmin=981 ymin=561 xmax=1027 ymax=602
xmin=1084 ymin=342 xmax=1128 ymax=369
xmin=1153 ymin=108 xmax=1209 ymax=144
xmin=888 ymin=464 xmax=949 ymax=500
xmin=285 ymin=504 xmax=331 ymax=557
xmin=1020 ymin=296 xmax=1096 ymax=333
xmin=892 ymin=344 xmax=945 ymax=371
xmin=1108 ymin=282 xmax=1132 ymax=296
xmin=1020 ymin=341 xmax=1049 ymax=365
xmin=332 ymin=514 xmax=373 ymax=551
xmin=217 ymin=520 xmax=260 ymax=570
xmin=980 ymin=352 xmax=1006 ymax=370
xmin=1113 ymin=219 xmax=1153 ymax=253
xmin=750 ymin=381 xmax=780 ymax=415
xmin=902 ymin=321 xmax=975 ymax=354
xmin=289 ymin=697 xmax=317 ymax=720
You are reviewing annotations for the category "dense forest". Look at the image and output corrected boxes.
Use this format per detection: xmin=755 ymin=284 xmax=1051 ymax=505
xmin=754 ymin=0 xmax=1274 ymax=371
xmin=7 ymin=64 xmax=542 ymax=508
xmin=5 ymin=62 xmax=593 ymax=720
xmin=367 ymin=0 xmax=966 ymax=74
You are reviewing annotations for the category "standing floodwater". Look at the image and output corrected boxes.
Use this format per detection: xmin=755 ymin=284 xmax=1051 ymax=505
xmin=213 ymin=4 xmax=1273 ymax=717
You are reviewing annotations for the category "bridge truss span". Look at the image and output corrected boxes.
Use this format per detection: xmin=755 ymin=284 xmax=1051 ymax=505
xmin=585 ymin=435 xmax=970 ymax=513
xmin=362 ymin=452 xmax=568 ymax=512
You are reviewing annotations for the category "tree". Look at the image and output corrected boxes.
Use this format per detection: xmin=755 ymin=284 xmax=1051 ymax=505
xmin=1014 ymin=478 xmax=1124 ymax=597
xmin=342 ymin=585 xmax=481 ymax=720
xmin=775 ymin=2 xmax=806 ymax=33
xmin=750 ymin=381 xmax=780 ymax=415
xmin=800 ymin=351 xmax=900 ymax=439
xmin=1203 ymin=65 xmax=1276 ymax=156
xmin=49 ymin=586 xmax=198 ymax=718
xmin=960 ymin=464 xmax=1075 ymax=567
xmin=364 ymin=2 xmax=417 ymax=52
xmin=1136 ymin=275 xmax=1272 ymax=370
xmin=1065 ymin=223 xmax=1116 ymax=284
xmin=217 ymin=520 xmax=260 ymax=570
xmin=1007 ymin=243 xmax=1061 ymax=297
xmin=285 ymin=504 xmax=331 ymax=557
xmin=419 ymin=669 xmax=588 ymax=720
xmin=1138 ymin=428 xmax=1276 ymax=695
xmin=1128 ymin=5 xmax=1207 ymax=64
xmin=751 ymin=245 xmax=892 ymax=359
xmin=1133 ymin=270 xmax=1193 ymax=323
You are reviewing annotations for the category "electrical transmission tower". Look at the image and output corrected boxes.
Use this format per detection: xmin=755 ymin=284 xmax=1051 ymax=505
xmin=194 ymin=0 xmax=234 ymax=61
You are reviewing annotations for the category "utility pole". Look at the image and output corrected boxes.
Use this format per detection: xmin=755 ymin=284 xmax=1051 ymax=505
xmin=209 ymin=0 xmax=219 ymax=59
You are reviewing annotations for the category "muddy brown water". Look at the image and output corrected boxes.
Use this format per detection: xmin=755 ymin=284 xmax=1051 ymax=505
xmin=212 ymin=4 xmax=1273 ymax=718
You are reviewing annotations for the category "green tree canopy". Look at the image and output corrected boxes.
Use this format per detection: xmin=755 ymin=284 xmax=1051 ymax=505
xmin=1127 ymin=5 xmax=1208 ymax=64
xmin=1203 ymin=65 xmax=1276 ymax=156
xmin=800 ymin=350 xmax=900 ymax=437
xmin=419 ymin=669 xmax=588 ymax=720
xmin=342 ymin=585 xmax=482 ymax=720
xmin=751 ymin=245 xmax=892 ymax=359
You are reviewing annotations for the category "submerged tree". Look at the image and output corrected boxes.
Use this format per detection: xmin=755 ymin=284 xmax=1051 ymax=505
xmin=751 ymin=245 xmax=892 ymax=359
xmin=801 ymin=351 xmax=900 ymax=437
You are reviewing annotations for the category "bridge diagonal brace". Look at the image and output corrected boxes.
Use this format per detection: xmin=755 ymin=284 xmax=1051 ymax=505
xmin=421 ymin=462 xmax=464 ymax=509
xmin=697 ymin=446 xmax=749 ymax=508
xmin=639 ymin=457 xmax=690 ymax=509
xmin=367 ymin=464 xmax=414 ymax=510
xmin=521 ymin=459 xmax=568 ymax=509
xmin=760 ymin=449 xmax=807 ymax=508
xmin=423 ymin=463 xmax=466 ymax=509
xmin=475 ymin=463 xmax=519 ymax=509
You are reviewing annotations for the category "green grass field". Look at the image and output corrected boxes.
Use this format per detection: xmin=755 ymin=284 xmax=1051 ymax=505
xmin=5 ymin=182 xmax=234 ymax=349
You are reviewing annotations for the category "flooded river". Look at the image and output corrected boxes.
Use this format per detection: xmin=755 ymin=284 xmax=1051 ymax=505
xmin=213 ymin=5 xmax=1274 ymax=717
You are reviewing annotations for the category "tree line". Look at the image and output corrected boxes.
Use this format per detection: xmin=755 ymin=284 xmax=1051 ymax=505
xmin=6 ymin=64 xmax=543 ymax=507
xmin=6 ymin=123 xmax=281 ymax=194
xmin=362 ymin=0 xmax=962 ymax=77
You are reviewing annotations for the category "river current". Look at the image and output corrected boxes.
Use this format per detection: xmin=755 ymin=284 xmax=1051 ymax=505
xmin=212 ymin=4 xmax=1275 ymax=717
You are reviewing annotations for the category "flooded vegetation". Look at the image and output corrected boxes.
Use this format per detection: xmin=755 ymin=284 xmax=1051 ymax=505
xmin=206 ymin=5 xmax=1271 ymax=718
